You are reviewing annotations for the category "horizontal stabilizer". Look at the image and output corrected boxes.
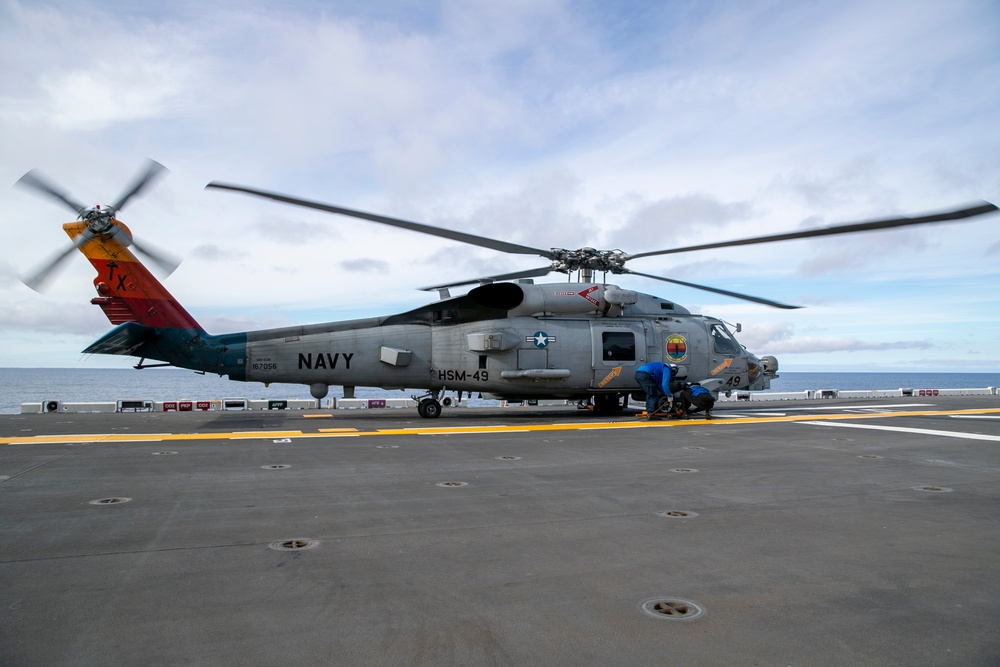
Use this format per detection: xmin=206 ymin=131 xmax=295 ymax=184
xmin=83 ymin=322 xmax=156 ymax=356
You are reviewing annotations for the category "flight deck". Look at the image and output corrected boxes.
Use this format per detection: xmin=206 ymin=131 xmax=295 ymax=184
xmin=2 ymin=395 xmax=999 ymax=665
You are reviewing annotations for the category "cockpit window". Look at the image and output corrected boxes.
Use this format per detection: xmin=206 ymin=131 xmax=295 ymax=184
xmin=710 ymin=324 xmax=741 ymax=356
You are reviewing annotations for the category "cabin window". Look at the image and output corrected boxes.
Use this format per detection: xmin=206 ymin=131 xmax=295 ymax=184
xmin=602 ymin=331 xmax=636 ymax=361
xmin=710 ymin=324 xmax=741 ymax=355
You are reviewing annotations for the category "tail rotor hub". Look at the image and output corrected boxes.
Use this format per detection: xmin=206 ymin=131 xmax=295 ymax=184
xmin=83 ymin=205 xmax=116 ymax=234
xmin=16 ymin=159 xmax=178 ymax=292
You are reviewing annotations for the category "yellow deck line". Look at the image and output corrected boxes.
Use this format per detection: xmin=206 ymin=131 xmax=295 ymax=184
xmin=3 ymin=407 xmax=999 ymax=445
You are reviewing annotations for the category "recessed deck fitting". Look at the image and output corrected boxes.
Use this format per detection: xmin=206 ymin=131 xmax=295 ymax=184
xmin=262 ymin=464 xmax=291 ymax=469
xmin=269 ymin=539 xmax=318 ymax=551
xmin=436 ymin=481 xmax=468 ymax=488
xmin=89 ymin=497 xmax=131 ymax=505
xmin=656 ymin=510 xmax=699 ymax=519
xmin=639 ymin=597 xmax=705 ymax=621
xmin=913 ymin=486 xmax=953 ymax=492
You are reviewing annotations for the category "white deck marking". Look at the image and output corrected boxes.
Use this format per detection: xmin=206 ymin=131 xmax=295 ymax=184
xmin=801 ymin=421 xmax=1000 ymax=441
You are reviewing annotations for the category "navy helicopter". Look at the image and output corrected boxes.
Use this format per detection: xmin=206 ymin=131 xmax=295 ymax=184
xmin=16 ymin=161 xmax=998 ymax=417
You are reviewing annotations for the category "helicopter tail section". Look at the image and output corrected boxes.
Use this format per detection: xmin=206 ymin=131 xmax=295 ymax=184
xmin=67 ymin=221 xmax=201 ymax=331
xmin=68 ymin=221 xmax=249 ymax=378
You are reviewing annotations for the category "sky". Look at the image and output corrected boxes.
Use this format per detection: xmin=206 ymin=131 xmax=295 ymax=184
xmin=1 ymin=0 xmax=998 ymax=373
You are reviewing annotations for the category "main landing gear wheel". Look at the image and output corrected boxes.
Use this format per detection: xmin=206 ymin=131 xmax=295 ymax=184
xmin=654 ymin=396 xmax=674 ymax=418
xmin=418 ymin=398 xmax=442 ymax=418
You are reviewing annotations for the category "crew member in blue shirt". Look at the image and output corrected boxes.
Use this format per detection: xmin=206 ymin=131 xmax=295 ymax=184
xmin=634 ymin=361 xmax=678 ymax=420
xmin=679 ymin=382 xmax=716 ymax=420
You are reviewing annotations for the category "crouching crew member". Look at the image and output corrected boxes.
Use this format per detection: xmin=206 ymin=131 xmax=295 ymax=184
xmin=679 ymin=383 xmax=716 ymax=420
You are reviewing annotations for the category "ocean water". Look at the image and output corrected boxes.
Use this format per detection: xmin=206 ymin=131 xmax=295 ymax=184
xmin=1 ymin=368 xmax=998 ymax=414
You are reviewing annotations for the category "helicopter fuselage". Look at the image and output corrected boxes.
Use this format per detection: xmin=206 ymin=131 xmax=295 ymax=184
xmin=92 ymin=278 xmax=775 ymax=408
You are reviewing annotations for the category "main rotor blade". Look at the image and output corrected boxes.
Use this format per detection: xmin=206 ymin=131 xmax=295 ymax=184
xmin=110 ymin=159 xmax=167 ymax=213
xmin=21 ymin=233 xmax=91 ymax=292
xmin=15 ymin=170 xmax=87 ymax=217
xmin=206 ymin=182 xmax=555 ymax=258
xmin=419 ymin=266 xmax=555 ymax=292
xmin=628 ymin=201 xmax=999 ymax=260
xmin=622 ymin=268 xmax=801 ymax=309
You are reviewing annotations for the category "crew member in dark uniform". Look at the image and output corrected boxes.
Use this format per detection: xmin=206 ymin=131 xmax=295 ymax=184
xmin=678 ymin=382 xmax=715 ymax=420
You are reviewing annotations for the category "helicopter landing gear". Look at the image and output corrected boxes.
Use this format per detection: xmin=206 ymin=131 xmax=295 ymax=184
xmin=417 ymin=398 xmax=442 ymax=418
xmin=414 ymin=391 xmax=443 ymax=418
xmin=653 ymin=395 xmax=679 ymax=419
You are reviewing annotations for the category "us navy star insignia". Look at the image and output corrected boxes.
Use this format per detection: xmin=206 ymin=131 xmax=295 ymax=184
xmin=527 ymin=331 xmax=556 ymax=348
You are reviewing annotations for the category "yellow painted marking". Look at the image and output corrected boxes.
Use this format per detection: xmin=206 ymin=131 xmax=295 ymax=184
xmin=419 ymin=429 xmax=531 ymax=436
xmin=2 ymin=431 xmax=306 ymax=445
xmin=2 ymin=407 xmax=999 ymax=445
xmin=229 ymin=431 xmax=306 ymax=440
xmin=711 ymin=359 xmax=733 ymax=375
xmin=598 ymin=366 xmax=621 ymax=388
xmin=303 ymin=414 xmax=334 ymax=419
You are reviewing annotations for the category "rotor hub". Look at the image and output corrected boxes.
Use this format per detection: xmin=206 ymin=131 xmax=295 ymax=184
xmin=549 ymin=248 xmax=628 ymax=274
xmin=83 ymin=206 xmax=116 ymax=234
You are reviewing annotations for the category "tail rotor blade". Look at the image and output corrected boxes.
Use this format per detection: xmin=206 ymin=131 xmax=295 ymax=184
xmin=131 ymin=237 xmax=181 ymax=276
xmin=110 ymin=159 xmax=167 ymax=213
xmin=15 ymin=170 xmax=87 ymax=217
xmin=21 ymin=234 xmax=92 ymax=292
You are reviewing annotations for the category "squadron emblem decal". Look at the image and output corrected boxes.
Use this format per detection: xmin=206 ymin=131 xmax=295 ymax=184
xmin=666 ymin=335 xmax=688 ymax=362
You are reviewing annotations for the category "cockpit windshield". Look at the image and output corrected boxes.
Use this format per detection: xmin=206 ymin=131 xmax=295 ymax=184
xmin=710 ymin=323 xmax=741 ymax=356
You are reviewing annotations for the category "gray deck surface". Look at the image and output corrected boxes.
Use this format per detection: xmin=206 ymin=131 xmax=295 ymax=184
xmin=2 ymin=396 xmax=999 ymax=666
